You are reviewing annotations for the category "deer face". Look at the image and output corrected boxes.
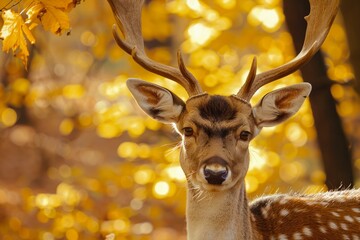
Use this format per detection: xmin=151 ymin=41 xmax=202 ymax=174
xmin=127 ymin=79 xmax=311 ymax=192
xmin=176 ymin=94 xmax=255 ymax=191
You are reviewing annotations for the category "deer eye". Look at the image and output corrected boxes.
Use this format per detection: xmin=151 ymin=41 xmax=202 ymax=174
xmin=239 ymin=131 xmax=251 ymax=141
xmin=183 ymin=127 xmax=194 ymax=137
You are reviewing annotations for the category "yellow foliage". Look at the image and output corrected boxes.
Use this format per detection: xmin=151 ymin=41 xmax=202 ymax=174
xmin=62 ymin=84 xmax=85 ymax=99
xmin=59 ymin=118 xmax=75 ymax=136
xmin=0 ymin=0 xmax=78 ymax=67
xmin=40 ymin=5 xmax=69 ymax=34
xmin=27 ymin=0 xmax=73 ymax=35
xmin=1 ymin=108 xmax=17 ymax=127
xmin=0 ymin=10 xmax=35 ymax=67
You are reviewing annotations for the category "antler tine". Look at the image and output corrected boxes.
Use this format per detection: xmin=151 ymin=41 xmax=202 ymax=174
xmin=107 ymin=0 xmax=203 ymax=96
xmin=237 ymin=0 xmax=340 ymax=101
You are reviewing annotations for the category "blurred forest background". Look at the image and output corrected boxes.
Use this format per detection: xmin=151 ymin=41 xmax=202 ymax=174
xmin=0 ymin=0 xmax=359 ymax=239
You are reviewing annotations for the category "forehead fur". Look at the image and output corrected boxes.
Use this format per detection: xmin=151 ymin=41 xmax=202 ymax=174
xmin=182 ymin=94 xmax=252 ymax=125
xmin=199 ymin=95 xmax=237 ymax=121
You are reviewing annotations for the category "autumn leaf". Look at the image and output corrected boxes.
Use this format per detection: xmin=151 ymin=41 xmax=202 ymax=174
xmin=0 ymin=0 xmax=81 ymax=66
xmin=42 ymin=0 xmax=72 ymax=9
xmin=26 ymin=3 xmax=45 ymax=24
xmin=41 ymin=5 xmax=70 ymax=34
xmin=66 ymin=0 xmax=83 ymax=12
xmin=26 ymin=0 xmax=74 ymax=35
xmin=0 ymin=10 xmax=35 ymax=67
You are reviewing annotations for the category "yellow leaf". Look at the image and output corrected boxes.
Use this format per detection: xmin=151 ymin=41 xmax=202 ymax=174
xmin=26 ymin=3 xmax=45 ymax=24
xmin=42 ymin=0 xmax=73 ymax=9
xmin=28 ymin=22 xmax=38 ymax=31
xmin=22 ymin=24 xmax=36 ymax=44
xmin=0 ymin=10 xmax=35 ymax=67
xmin=26 ymin=1 xmax=73 ymax=35
xmin=41 ymin=5 xmax=70 ymax=34
xmin=65 ymin=0 xmax=83 ymax=12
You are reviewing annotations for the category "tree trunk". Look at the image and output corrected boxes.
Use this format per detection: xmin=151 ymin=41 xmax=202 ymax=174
xmin=283 ymin=0 xmax=354 ymax=189
xmin=340 ymin=0 xmax=360 ymax=95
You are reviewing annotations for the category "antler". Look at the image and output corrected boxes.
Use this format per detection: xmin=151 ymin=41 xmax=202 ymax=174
xmin=106 ymin=0 xmax=203 ymax=96
xmin=237 ymin=0 xmax=340 ymax=101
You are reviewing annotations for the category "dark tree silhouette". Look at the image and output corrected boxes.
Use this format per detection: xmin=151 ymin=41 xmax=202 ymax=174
xmin=341 ymin=0 xmax=360 ymax=95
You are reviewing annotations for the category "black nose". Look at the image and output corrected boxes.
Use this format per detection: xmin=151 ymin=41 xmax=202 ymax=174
xmin=203 ymin=157 xmax=228 ymax=185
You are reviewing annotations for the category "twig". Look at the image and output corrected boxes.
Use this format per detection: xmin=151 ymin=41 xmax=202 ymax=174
xmin=0 ymin=0 xmax=22 ymax=12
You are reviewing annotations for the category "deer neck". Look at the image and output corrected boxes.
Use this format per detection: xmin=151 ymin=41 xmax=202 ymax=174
xmin=186 ymin=181 xmax=260 ymax=240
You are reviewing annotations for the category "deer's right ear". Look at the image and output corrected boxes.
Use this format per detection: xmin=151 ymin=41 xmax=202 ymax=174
xmin=126 ymin=79 xmax=185 ymax=123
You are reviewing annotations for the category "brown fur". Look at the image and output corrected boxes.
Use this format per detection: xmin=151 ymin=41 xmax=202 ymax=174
xmin=250 ymin=190 xmax=360 ymax=239
xmin=199 ymin=95 xmax=237 ymax=122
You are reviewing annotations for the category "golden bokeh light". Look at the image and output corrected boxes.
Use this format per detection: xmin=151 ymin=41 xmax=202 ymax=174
xmin=81 ymin=30 xmax=97 ymax=47
xmin=1 ymin=108 xmax=17 ymax=127
xmin=134 ymin=168 xmax=155 ymax=185
xmin=153 ymin=181 xmax=171 ymax=199
xmin=186 ymin=0 xmax=203 ymax=12
xmin=187 ymin=22 xmax=218 ymax=46
xmin=62 ymin=84 xmax=85 ymax=99
xmin=285 ymin=123 xmax=308 ymax=147
xmin=164 ymin=165 xmax=186 ymax=182
xmin=245 ymin=175 xmax=259 ymax=193
xmin=248 ymin=6 xmax=283 ymax=32
xmin=59 ymin=118 xmax=75 ymax=136
xmin=215 ymin=0 xmax=236 ymax=9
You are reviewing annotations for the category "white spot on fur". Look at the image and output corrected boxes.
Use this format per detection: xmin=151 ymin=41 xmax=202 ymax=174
xmin=293 ymin=232 xmax=303 ymax=240
xmin=329 ymin=222 xmax=338 ymax=230
xmin=319 ymin=226 xmax=327 ymax=233
xmin=302 ymin=226 xmax=312 ymax=237
xmin=344 ymin=215 xmax=354 ymax=222
xmin=340 ymin=223 xmax=348 ymax=231
xmin=279 ymin=198 xmax=289 ymax=205
xmin=261 ymin=205 xmax=270 ymax=219
xmin=331 ymin=211 xmax=340 ymax=217
xmin=280 ymin=209 xmax=289 ymax=217
xmin=352 ymin=208 xmax=360 ymax=213
xmin=352 ymin=235 xmax=360 ymax=240
xmin=342 ymin=234 xmax=350 ymax=240
xmin=278 ymin=234 xmax=288 ymax=240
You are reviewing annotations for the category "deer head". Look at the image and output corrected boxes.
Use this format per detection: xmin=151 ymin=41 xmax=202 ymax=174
xmin=107 ymin=0 xmax=338 ymax=192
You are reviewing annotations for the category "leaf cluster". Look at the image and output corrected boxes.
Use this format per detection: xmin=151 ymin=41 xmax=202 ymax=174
xmin=0 ymin=0 xmax=82 ymax=67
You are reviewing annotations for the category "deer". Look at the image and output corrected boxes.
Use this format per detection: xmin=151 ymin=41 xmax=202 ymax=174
xmin=106 ymin=0 xmax=360 ymax=239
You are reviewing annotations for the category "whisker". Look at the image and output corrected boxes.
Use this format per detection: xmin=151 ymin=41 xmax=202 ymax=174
xmin=164 ymin=142 xmax=182 ymax=158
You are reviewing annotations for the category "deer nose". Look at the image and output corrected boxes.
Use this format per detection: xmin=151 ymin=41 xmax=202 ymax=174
xmin=203 ymin=157 xmax=228 ymax=185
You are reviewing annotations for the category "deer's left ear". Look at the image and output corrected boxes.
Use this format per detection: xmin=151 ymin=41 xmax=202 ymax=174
xmin=253 ymin=83 xmax=311 ymax=128
xmin=127 ymin=78 xmax=185 ymax=123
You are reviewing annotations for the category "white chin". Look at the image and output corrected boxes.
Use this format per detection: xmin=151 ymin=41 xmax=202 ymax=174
xmin=200 ymin=182 xmax=231 ymax=192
